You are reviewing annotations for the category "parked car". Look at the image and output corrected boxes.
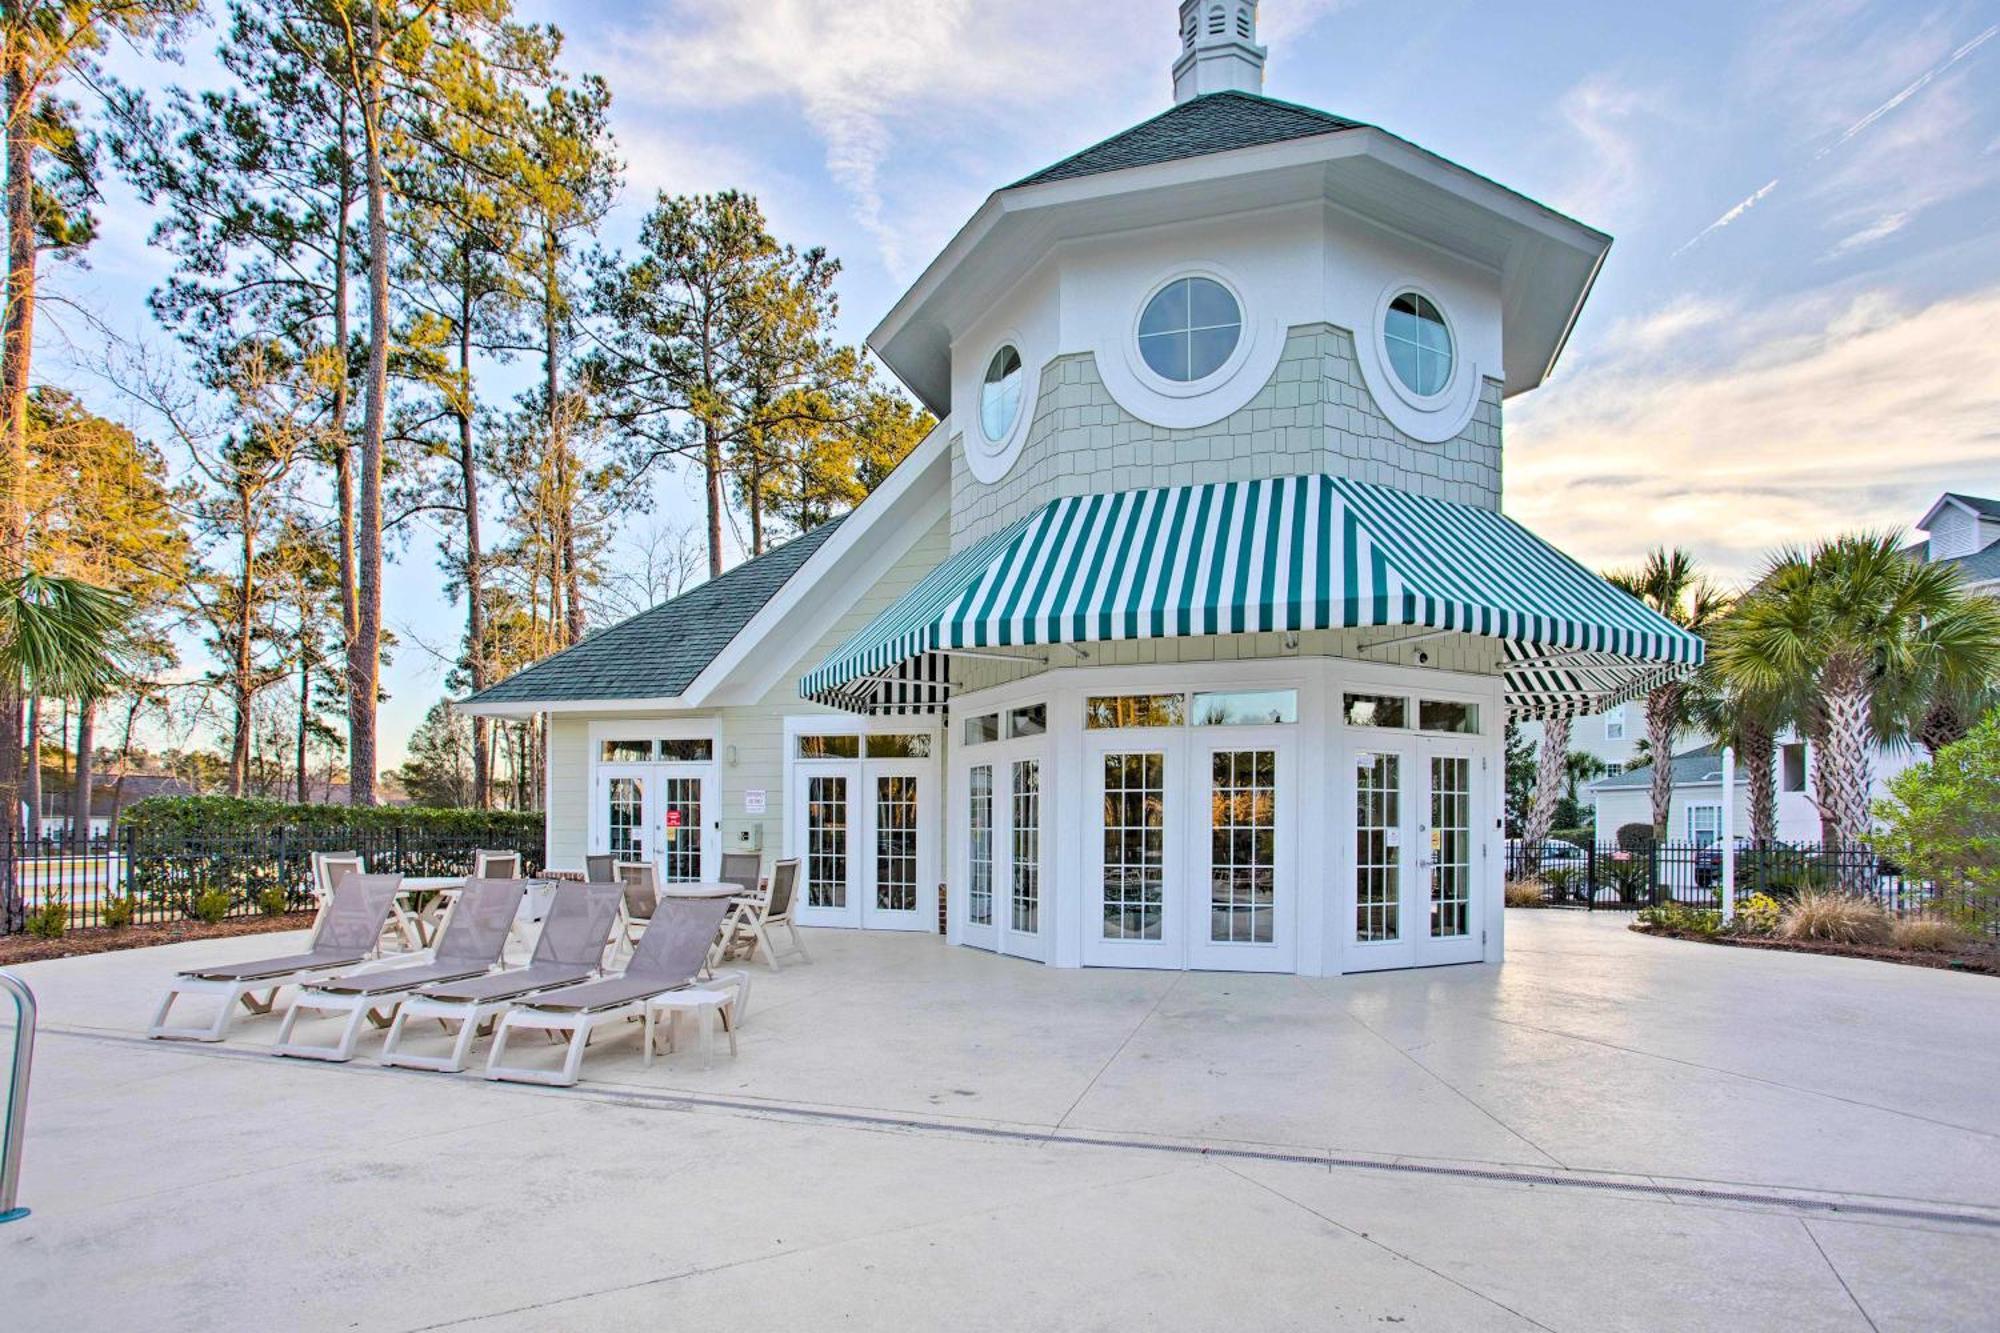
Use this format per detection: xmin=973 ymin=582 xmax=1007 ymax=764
xmin=1693 ymin=839 xmax=1752 ymax=889
xmin=1506 ymin=838 xmax=1589 ymax=870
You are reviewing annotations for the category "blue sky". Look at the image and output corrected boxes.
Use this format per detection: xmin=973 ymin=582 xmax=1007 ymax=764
xmin=42 ymin=0 xmax=2000 ymax=767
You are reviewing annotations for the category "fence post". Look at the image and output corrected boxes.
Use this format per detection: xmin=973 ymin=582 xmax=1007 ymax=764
xmin=394 ymin=826 xmax=406 ymax=875
xmin=1648 ymin=841 xmax=1660 ymax=907
xmin=1720 ymin=746 xmax=1736 ymax=924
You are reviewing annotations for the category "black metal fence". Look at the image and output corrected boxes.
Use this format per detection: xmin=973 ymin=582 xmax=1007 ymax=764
xmin=1 ymin=824 xmax=546 ymax=935
xmin=1505 ymin=838 xmax=1976 ymax=920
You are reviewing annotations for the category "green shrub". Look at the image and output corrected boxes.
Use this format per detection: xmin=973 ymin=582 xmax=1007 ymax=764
xmin=256 ymin=886 xmax=289 ymax=917
xmin=1543 ymin=865 xmax=1583 ymax=898
xmin=120 ymin=794 xmax=541 ymax=841
xmin=100 ymin=896 xmax=134 ymax=930
xmin=190 ymin=889 xmax=234 ymax=925
xmin=1550 ymin=826 xmax=1596 ymax=848
xmin=24 ymin=900 xmax=68 ymax=940
xmin=1639 ymin=900 xmax=1721 ymax=935
xmin=1615 ymin=822 xmax=1655 ymax=852
xmin=1604 ymin=850 xmax=1652 ymax=901
xmin=1731 ymin=892 xmax=1782 ymax=936
xmin=1874 ymin=713 xmax=2000 ymax=932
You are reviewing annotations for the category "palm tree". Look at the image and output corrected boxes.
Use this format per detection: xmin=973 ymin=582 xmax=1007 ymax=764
xmin=1684 ymin=646 xmax=1792 ymax=846
xmin=1722 ymin=534 xmax=2000 ymax=854
xmin=1606 ymin=548 xmax=1727 ymax=841
xmin=1519 ymin=714 xmax=1572 ymax=870
xmin=0 ymin=573 xmax=132 ymax=929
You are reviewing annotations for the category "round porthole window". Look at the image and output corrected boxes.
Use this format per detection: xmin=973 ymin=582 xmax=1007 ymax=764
xmin=980 ymin=344 xmax=1024 ymax=443
xmin=1138 ymin=276 xmax=1241 ymax=383
xmin=1384 ymin=292 xmax=1453 ymax=397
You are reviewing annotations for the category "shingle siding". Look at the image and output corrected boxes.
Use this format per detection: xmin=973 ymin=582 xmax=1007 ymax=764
xmin=950 ymin=323 xmax=1503 ymax=549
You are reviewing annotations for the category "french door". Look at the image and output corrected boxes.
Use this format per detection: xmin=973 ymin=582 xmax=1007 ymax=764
xmin=591 ymin=763 xmax=719 ymax=883
xmin=1079 ymin=730 xmax=1296 ymax=971
xmin=960 ymin=747 xmax=1049 ymax=962
xmin=794 ymin=760 xmax=936 ymax=931
xmin=1345 ymin=739 xmax=1483 ymax=971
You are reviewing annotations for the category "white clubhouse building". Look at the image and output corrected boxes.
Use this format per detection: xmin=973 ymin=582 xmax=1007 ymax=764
xmin=465 ymin=3 xmax=1697 ymax=976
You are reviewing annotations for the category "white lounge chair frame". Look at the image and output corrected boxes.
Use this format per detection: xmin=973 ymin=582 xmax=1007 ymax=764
xmin=378 ymin=883 xmax=623 ymax=1074
xmin=147 ymin=873 xmax=404 ymax=1043
xmin=272 ymin=879 xmax=524 ymax=1063
xmin=485 ymin=895 xmax=732 ymax=1087
xmin=610 ymin=859 xmax=659 ymax=964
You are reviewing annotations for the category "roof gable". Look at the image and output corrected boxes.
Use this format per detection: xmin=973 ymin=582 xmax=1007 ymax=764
xmin=1012 ymin=91 xmax=1361 ymax=188
xmin=467 ymin=519 xmax=845 ymax=708
xmin=1589 ymin=746 xmax=1743 ymax=792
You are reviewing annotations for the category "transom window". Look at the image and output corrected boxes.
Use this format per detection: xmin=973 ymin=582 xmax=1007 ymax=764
xmin=979 ymin=344 xmax=1024 ymax=442
xmin=600 ymin=738 xmax=713 ymax=762
xmin=1384 ymin=291 xmax=1452 ymax=397
xmin=1007 ymin=704 xmax=1046 ymax=738
xmin=865 ymin=734 xmax=932 ymax=759
xmin=1085 ymin=694 xmax=1187 ymax=729
xmin=1138 ymin=276 xmax=1241 ymax=383
xmin=796 ymin=734 xmax=861 ymax=759
xmin=1417 ymin=700 xmax=1479 ymax=735
xmin=1343 ymin=693 xmax=1408 ymax=729
xmin=962 ymin=713 xmax=999 ymax=747
xmin=1194 ymin=689 xmax=1297 ymax=726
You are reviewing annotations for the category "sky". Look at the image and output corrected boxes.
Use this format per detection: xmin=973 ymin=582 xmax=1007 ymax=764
xmin=37 ymin=0 xmax=2000 ymax=769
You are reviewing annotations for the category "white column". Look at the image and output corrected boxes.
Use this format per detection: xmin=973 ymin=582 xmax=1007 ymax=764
xmin=1720 ymin=746 xmax=1736 ymax=924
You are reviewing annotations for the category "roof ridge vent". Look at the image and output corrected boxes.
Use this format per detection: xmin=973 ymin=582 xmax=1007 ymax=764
xmin=1173 ymin=1 xmax=1267 ymax=104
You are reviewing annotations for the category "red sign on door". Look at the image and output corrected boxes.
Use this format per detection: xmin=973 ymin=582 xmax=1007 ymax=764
xmin=665 ymin=809 xmax=682 ymax=829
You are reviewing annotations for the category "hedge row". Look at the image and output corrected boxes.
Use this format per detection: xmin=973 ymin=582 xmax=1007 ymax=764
xmin=120 ymin=795 xmax=543 ymax=841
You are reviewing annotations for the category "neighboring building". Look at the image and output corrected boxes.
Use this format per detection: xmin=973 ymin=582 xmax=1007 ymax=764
xmin=1567 ymin=489 xmax=1993 ymax=839
xmin=1914 ymin=492 xmax=2000 ymax=597
xmin=463 ymin=5 xmax=1697 ymax=976
xmin=29 ymin=773 xmax=198 ymax=842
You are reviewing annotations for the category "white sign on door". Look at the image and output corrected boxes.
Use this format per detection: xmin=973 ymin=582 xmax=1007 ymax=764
xmin=744 ymin=789 xmax=767 ymax=815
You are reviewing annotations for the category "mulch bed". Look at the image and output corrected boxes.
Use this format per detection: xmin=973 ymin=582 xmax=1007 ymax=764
xmin=1631 ymin=923 xmax=2000 ymax=976
xmin=0 ymin=912 xmax=315 ymax=967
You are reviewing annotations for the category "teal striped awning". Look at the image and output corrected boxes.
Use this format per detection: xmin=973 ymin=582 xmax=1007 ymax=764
xmin=801 ymin=474 xmax=1702 ymax=718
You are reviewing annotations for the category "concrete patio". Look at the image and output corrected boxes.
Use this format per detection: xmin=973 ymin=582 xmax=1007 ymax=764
xmin=2 ymin=911 xmax=1996 ymax=1330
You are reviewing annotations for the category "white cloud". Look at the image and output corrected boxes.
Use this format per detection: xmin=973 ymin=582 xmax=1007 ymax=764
xmin=596 ymin=1 xmax=1170 ymax=274
xmin=1549 ymin=75 xmax=1662 ymax=224
xmin=1814 ymin=23 xmax=1997 ymax=159
xmin=1509 ymin=286 xmax=2000 ymax=584
xmin=1671 ymin=178 xmax=1779 ymax=258
xmin=1824 ymin=210 xmax=1910 ymax=258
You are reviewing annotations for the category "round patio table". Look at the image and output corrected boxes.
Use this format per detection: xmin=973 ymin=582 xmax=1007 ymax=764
xmin=659 ymin=882 xmax=744 ymax=899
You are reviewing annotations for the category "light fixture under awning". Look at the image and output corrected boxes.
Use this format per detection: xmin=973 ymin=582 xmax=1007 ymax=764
xmin=800 ymin=474 xmax=1701 ymax=718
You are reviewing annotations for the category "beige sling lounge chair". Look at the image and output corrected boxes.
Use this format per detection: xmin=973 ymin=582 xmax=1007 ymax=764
xmin=272 ymin=878 xmax=525 ymax=1062
xmin=148 ymin=872 xmax=404 ymax=1043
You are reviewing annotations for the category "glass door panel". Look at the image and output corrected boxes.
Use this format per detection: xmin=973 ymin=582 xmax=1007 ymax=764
xmin=1354 ymin=751 xmax=1403 ymax=945
xmin=1428 ymin=755 xmax=1472 ymax=940
xmin=1208 ymin=748 xmax=1276 ymax=945
xmin=658 ymin=774 xmax=705 ymax=883
xmin=1010 ymin=760 xmax=1041 ymax=937
xmin=967 ymin=764 xmax=995 ymax=930
xmin=603 ymin=774 xmax=646 ymax=861
xmin=873 ymin=774 xmax=919 ymax=913
xmin=1101 ymin=751 xmax=1167 ymax=943
xmin=804 ymin=772 xmax=853 ymax=915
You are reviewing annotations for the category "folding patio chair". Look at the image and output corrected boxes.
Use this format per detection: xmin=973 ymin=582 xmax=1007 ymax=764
xmin=272 ymin=878 xmax=526 ymax=1062
xmin=306 ymin=851 xmax=363 ymax=934
xmin=379 ymin=882 xmax=623 ymax=1073
xmin=484 ymin=894 xmax=734 ymax=1087
xmin=585 ymin=853 xmax=616 ymax=883
xmin=472 ymin=849 xmax=521 ymax=879
xmin=719 ymin=857 xmax=810 ymax=971
xmin=148 ymin=873 xmax=404 ymax=1043
xmin=611 ymin=860 xmax=659 ymax=963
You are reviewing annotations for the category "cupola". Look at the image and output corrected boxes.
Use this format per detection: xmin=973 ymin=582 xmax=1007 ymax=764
xmin=1172 ymin=1 xmax=1267 ymax=102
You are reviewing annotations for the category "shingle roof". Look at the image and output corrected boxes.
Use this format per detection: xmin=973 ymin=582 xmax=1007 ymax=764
xmin=1942 ymin=493 xmax=2000 ymax=519
xmin=1588 ymin=746 xmax=1745 ymax=792
xmin=469 ymin=519 xmax=845 ymax=706
xmin=1012 ymin=91 xmax=1363 ymax=188
xmin=1936 ymin=536 xmax=2000 ymax=586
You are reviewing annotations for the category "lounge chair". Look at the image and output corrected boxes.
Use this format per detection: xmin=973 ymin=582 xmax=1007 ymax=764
xmin=378 ymin=882 xmax=623 ymax=1073
xmin=484 ymin=894 xmax=733 ymax=1087
xmin=306 ymin=851 xmax=364 ymax=935
xmin=148 ymin=873 xmax=404 ymax=1043
xmin=272 ymin=878 xmax=526 ymax=1062
xmin=719 ymin=857 xmax=810 ymax=971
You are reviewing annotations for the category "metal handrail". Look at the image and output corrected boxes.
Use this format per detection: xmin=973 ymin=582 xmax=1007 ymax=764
xmin=1 ymin=969 xmax=34 ymax=1223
